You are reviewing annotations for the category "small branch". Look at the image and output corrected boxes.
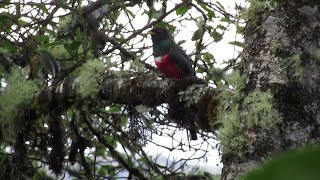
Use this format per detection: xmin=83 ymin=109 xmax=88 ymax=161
xmin=82 ymin=110 xmax=148 ymax=180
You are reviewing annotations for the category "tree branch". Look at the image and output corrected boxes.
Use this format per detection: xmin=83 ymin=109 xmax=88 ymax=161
xmin=36 ymin=72 xmax=217 ymax=132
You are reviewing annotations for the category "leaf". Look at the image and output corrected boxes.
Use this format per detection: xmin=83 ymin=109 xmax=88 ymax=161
xmin=216 ymin=1 xmax=225 ymax=10
xmin=177 ymin=40 xmax=186 ymax=45
xmin=176 ymin=5 xmax=190 ymax=15
xmin=33 ymin=3 xmax=49 ymax=13
xmin=0 ymin=13 xmax=11 ymax=23
xmin=44 ymin=41 xmax=64 ymax=48
xmin=197 ymin=1 xmax=216 ymax=20
xmin=146 ymin=9 xmax=159 ymax=19
xmin=203 ymin=52 xmax=215 ymax=62
xmin=107 ymin=105 xmax=122 ymax=113
xmin=229 ymin=41 xmax=244 ymax=48
xmin=119 ymin=115 xmax=128 ymax=127
xmin=2 ymin=39 xmax=18 ymax=53
xmin=241 ymin=143 xmax=320 ymax=180
xmin=111 ymin=11 xmax=120 ymax=21
xmin=236 ymin=26 xmax=246 ymax=34
xmin=211 ymin=30 xmax=223 ymax=42
xmin=217 ymin=24 xmax=227 ymax=31
xmin=18 ymin=19 xmax=28 ymax=26
xmin=64 ymin=40 xmax=83 ymax=56
xmin=126 ymin=9 xmax=135 ymax=18
xmin=34 ymin=35 xmax=50 ymax=45
xmin=220 ymin=17 xmax=230 ymax=23
xmin=192 ymin=28 xmax=204 ymax=41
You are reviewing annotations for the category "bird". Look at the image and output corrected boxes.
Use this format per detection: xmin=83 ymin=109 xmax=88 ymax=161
xmin=30 ymin=50 xmax=60 ymax=80
xmin=148 ymin=27 xmax=194 ymax=79
xmin=149 ymin=27 xmax=198 ymax=140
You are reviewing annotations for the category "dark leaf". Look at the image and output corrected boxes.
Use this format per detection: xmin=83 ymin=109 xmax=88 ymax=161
xmin=229 ymin=41 xmax=244 ymax=48
xmin=176 ymin=5 xmax=190 ymax=15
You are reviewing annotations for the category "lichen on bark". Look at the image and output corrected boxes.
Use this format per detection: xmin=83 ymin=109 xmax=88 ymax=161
xmin=222 ymin=0 xmax=320 ymax=179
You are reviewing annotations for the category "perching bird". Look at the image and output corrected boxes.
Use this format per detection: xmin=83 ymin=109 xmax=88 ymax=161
xmin=148 ymin=27 xmax=194 ymax=79
xmin=30 ymin=50 xmax=60 ymax=80
xmin=149 ymin=27 xmax=197 ymax=140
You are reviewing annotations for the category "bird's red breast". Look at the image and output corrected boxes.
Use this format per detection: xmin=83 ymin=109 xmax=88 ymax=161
xmin=155 ymin=54 xmax=181 ymax=79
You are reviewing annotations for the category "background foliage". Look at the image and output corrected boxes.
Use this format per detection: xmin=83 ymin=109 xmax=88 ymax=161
xmin=0 ymin=0 xmax=245 ymax=179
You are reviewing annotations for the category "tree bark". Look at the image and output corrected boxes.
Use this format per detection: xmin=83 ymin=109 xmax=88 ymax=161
xmin=36 ymin=74 xmax=217 ymax=132
xmin=221 ymin=0 xmax=320 ymax=179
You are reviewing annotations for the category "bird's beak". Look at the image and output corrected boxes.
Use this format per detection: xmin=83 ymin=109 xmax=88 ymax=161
xmin=148 ymin=31 xmax=156 ymax=35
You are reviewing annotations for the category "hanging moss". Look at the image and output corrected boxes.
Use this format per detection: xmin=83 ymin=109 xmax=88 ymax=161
xmin=0 ymin=69 xmax=38 ymax=141
xmin=75 ymin=59 xmax=105 ymax=98
xmin=243 ymin=90 xmax=280 ymax=130
xmin=217 ymin=71 xmax=246 ymax=157
xmin=242 ymin=0 xmax=286 ymax=27
xmin=217 ymin=71 xmax=280 ymax=157
xmin=219 ymin=104 xmax=246 ymax=157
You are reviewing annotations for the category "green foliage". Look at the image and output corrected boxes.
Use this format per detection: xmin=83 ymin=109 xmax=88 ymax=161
xmin=240 ymin=143 xmax=320 ymax=180
xmin=0 ymin=69 xmax=38 ymax=141
xmin=203 ymin=52 xmax=215 ymax=62
xmin=0 ymin=0 xmax=247 ymax=178
xmin=211 ymin=30 xmax=223 ymax=42
xmin=76 ymin=59 xmax=105 ymax=98
xmin=229 ymin=41 xmax=244 ymax=48
xmin=196 ymin=0 xmax=216 ymax=20
xmin=176 ymin=5 xmax=190 ymax=15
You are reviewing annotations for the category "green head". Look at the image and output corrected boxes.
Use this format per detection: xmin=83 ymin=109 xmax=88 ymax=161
xmin=148 ymin=27 xmax=175 ymax=56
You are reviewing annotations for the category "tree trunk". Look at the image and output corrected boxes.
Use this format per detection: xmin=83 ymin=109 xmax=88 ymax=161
xmin=221 ymin=0 xmax=320 ymax=179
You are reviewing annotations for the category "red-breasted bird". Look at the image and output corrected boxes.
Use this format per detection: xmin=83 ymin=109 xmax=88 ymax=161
xmin=148 ymin=27 xmax=194 ymax=79
xmin=149 ymin=27 xmax=197 ymax=140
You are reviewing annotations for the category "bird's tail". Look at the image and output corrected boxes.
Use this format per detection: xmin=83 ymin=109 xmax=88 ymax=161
xmin=38 ymin=50 xmax=60 ymax=77
xmin=188 ymin=120 xmax=198 ymax=140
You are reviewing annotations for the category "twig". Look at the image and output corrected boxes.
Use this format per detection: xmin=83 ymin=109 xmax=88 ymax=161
xmin=104 ymin=1 xmax=190 ymax=56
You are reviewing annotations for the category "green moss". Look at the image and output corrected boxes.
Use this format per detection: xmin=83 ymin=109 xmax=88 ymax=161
xmin=0 ymin=69 xmax=38 ymax=141
xmin=278 ymin=54 xmax=303 ymax=80
xmin=223 ymin=70 xmax=245 ymax=102
xmin=242 ymin=0 xmax=265 ymax=25
xmin=48 ymin=44 xmax=71 ymax=59
xmin=291 ymin=54 xmax=302 ymax=79
xmin=270 ymin=42 xmax=282 ymax=53
xmin=218 ymin=71 xmax=280 ymax=157
xmin=243 ymin=90 xmax=280 ymax=129
xmin=75 ymin=59 xmax=105 ymax=98
xmin=219 ymin=104 xmax=246 ymax=157
xmin=217 ymin=71 xmax=246 ymax=156
xmin=312 ymin=50 xmax=320 ymax=62
xmin=243 ymin=0 xmax=281 ymax=26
